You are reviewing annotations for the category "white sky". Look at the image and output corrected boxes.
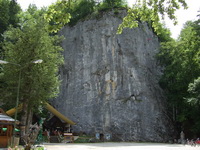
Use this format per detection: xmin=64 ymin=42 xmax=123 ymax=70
xmin=17 ymin=0 xmax=200 ymax=39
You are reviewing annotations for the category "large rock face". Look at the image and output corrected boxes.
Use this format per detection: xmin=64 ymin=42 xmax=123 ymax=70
xmin=53 ymin=11 xmax=172 ymax=142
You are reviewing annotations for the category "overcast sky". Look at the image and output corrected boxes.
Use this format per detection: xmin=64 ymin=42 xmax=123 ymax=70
xmin=17 ymin=0 xmax=200 ymax=39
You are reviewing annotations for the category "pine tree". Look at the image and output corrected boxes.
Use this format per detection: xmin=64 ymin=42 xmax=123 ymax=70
xmin=1 ymin=5 xmax=64 ymax=143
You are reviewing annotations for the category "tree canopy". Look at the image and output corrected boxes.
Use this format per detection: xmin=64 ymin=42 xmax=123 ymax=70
xmin=1 ymin=5 xmax=63 ymax=105
xmin=0 ymin=0 xmax=21 ymax=57
xmin=117 ymin=0 xmax=187 ymax=35
xmin=157 ymin=17 xmax=200 ymax=137
xmin=44 ymin=0 xmax=188 ymax=36
xmin=44 ymin=0 xmax=128 ymax=30
xmin=44 ymin=0 xmax=71 ymax=33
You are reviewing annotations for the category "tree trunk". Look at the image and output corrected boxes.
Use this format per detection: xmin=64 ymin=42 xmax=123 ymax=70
xmin=20 ymin=102 xmax=28 ymax=138
xmin=26 ymin=109 xmax=33 ymax=133
xmin=20 ymin=102 xmax=33 ymax=141
xmin=20 ymin=102 xmax=37 ymax=150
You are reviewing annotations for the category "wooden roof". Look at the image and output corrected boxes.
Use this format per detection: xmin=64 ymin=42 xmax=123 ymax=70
xmin=44 ymin=102 xmax=76 ymax=125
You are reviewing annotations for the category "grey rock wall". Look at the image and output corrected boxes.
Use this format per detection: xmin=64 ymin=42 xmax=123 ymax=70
xmin=53 ymin=11 xmax=173 ymax=142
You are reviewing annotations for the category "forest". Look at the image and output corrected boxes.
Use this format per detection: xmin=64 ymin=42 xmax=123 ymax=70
xmin=0 ymin=0 xmax=199 ymax=146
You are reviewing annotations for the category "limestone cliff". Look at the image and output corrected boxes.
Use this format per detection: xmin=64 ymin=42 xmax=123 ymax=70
xmin=53 ymin=11 xmax=173 ymax=142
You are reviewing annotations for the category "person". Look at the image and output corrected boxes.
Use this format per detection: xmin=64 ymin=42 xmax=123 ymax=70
xmin=186 ymin=139 xmax=190 ymax=145
xmin=180 ymin=131 xmax=185 ymax=144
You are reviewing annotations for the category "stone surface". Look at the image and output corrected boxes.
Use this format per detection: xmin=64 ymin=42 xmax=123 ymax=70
xmin=53 ymin=11 xmax=173 ymax=142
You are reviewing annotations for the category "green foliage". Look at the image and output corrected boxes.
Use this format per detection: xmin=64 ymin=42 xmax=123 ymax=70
xmin=157 ymin=18 xmax=200 ymax=137
xmin=0 ymin=0 xmax=21 ymax=57
xmin=45 ymin=0 xmax=128 ymax=27
xmin=151 ymin=22 xmax=172 ymax=42
xmin=74 ymin=135 xmax=94 ymax=143
xmin=43 ymin=0 xmax=188 ymax=40
xmin=187 ymin=77 xmax=200 ymax=105
xmin=0 ymin=0 xmax=21 ymax=108
xmin=8 ymin=0 xmax=21 ymax=27
xmin=34 ymin=147 xmax=44 ymax=150
xmin=0 ymin=0 xmax=11 ymax=40
xmin=117 ymin=0 xmax=188 ymax=35
xmin=44 ymin=0 xmax=71 ymax=33
xmin=68 ymin=0 xmax=96 ymax=26
xmin=1 ymin=5 xmax=64 ymax=110
xmin=44 ymin=0 xmax=133 ymax=32
xmin=97 ymin=0 xmax=127 ymax=11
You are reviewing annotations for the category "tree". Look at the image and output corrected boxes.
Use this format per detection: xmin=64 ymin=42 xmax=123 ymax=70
xmin=117 ymin=0 xmax=188 ymax=35
xmin=0 ymin=0 xmax=21 ymax=110
xmin=157 ymin=17 xmax=200 ymax=137
xmin=1 ymin=5 xmax=64 ymax=146
xmin=0 ymin=0 xmax=21 ymax=57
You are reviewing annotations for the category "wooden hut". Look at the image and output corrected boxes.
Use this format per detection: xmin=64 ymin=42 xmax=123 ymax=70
xmin=0 ymin=109 xmax=18 ymax=148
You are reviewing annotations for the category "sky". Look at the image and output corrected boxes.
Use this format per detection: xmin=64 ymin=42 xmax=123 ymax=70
xmin=17 ymin=0 xmax=200 ymax=39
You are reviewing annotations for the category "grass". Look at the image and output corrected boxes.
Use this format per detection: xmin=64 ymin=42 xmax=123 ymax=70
xmin=74 ymin=135 xmax=94 ymax=143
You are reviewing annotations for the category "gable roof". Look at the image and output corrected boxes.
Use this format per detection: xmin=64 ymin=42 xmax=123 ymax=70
xmin=44 ymin=102 xmax=76 ymax=125
xmin=5 ymin=103 xmax=76 ymax=125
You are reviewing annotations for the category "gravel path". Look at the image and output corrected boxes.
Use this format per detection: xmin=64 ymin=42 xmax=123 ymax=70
xmin=43 ymin=142 xmax=200 ymax=150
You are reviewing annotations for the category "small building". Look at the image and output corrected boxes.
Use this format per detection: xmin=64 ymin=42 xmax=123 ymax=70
xmin=42 ymin=103 xmax=76 ymax=143
xmin=43 ymin=115 xmax=73 ymax=134
xmin=43 ymin=102 xmax=75 ymax=133
xmin=5 ymin=102 xmax=76 ymax=143
xmin=0 ymin=109 xmax=18 ymax=148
